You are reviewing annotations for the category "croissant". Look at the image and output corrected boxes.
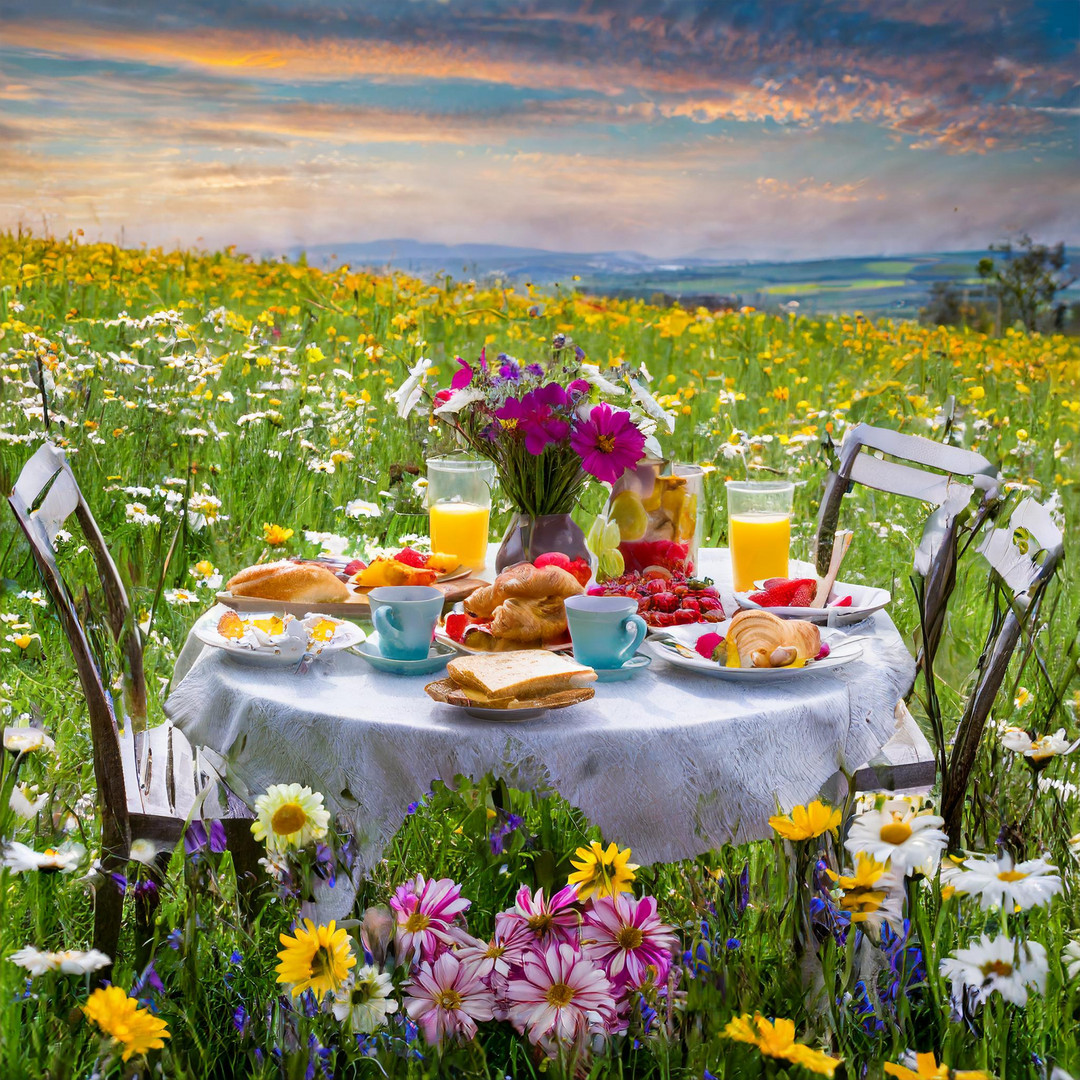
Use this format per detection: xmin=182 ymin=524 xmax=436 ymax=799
xmin=465 ymin=562 xmax=583 ymax=618
xmin=725 ymin=610 xmax=821 ymax=668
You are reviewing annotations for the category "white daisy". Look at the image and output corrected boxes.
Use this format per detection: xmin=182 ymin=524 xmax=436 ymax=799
xmin=8 ymin=946 xmax=111 ymax=977
xmin=940 ymin=933 xmax=1048 ymax=1008
xmin=3 ymin=727 xmax=55 ymax=754
xmin=950 ymin=852 xmax=1061 ymax=911
xmin=9 ymin=783 xmax=48 ymax=820
xmin=128 ymin=838 xmax=164 ymax=865
xmin=1063 ymin=941 xmax=1080 ymax=982
xmin=3 ymin=842 xmax=83 ymax=874
xmin=844 ymin=803 xmax=948 ymax=876
xmin=331 ymin=964 xmax=399 ymax=1032
xmin=1000 ymin=727 xmax=1079 ymax=762
xmin=250 ymin=783 xmax=330 ymax=853
xmin=345 ymin=499 xmax=381 ymax=520
xmin=164 ymin=588 xmax=198 ymax=605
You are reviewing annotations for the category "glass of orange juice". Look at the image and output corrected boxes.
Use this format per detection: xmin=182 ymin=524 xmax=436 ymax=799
xmin=726 ymin=480 xmax=795 ymax=592
xmin=426 ymin=456 xmax=495 ymax=573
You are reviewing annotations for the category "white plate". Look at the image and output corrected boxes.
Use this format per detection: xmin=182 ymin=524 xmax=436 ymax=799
xmin=733 ymin=562 xmax=890 ymax=626
xmin=462 ymin=704 xmax=549 ymax=722
xmin=645 ymin=620 xmax=863 ymax=681
xmin=194 ymin=609 xmax=365 ymax=667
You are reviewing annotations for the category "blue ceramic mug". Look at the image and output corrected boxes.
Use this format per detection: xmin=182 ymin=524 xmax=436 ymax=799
xmin=368 ymin=586 xmax=444 ymax=661
xmin=564 ymin=595 xmax=648 ymax=670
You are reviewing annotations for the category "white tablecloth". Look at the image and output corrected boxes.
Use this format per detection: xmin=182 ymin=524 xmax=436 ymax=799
xmin=165 ymin=549 xmax=915 ymax=879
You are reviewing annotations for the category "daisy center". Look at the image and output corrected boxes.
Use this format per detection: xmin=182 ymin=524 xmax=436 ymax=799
xmin=485 ymin=942 xmax=506 ymax=959
xmin=545 ymin=982 xmax=575 ymax=1007
xmin=527 ymin=912 xmax=554 ymax=936
xmin=270 ymin=803 xmax=308 ymax=835
xmin=596 ymin=434 xmax=617 ymax=454
xmin=404 ymin=911 xmax=430 ymax=934
xmin=433 ymin=988 xmax=463 ymax=1011
xmin=997 ymin=870 xmax=1028 ymax=882
xmin=879 ymin=821 xmax=912 ymax=845
xmin=352 ymin=979 xmax=376 ymax=1004
xmin=616 ymin=926 xmax=645 ymax=950
xmin=980 ymin=959 xmax=1013 ymax=978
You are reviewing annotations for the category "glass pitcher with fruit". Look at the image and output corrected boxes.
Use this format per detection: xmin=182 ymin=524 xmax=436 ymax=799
xmin=604 ymin=458 xmax=704 ymax=577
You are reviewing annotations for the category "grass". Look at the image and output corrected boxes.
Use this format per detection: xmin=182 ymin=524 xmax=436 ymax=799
xmin=0 ymin=231 xmax=1078 ymax=1079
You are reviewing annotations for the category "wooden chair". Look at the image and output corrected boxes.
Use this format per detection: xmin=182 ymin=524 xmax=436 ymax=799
xmin=815 ymin=422 xmax=1002 ymax=793
xmin=6 ymin=441 xmax=259 ymax=972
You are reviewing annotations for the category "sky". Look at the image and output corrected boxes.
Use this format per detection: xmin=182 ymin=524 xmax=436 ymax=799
xmin=0 ymin=0 xmax=1077 ymax=261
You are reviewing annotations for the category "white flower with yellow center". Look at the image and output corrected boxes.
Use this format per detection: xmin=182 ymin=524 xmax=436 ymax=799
xmin=844 ymin=804 xmax=948 ymax=876
xmin=1000 ymin=727 xmax=1079 ymax=762
xmin=9 ymin=946 xmax=111 ymax=977
xmin=3 ymin=727 xmax=55 ymax=754
xmin=951 ymin=852 xmax=1061 ymax=912
xmin=9 ymin=783 xmax=48 ymax=820
xmin=3 ymin=841 xmax=83 ymax=874
xmin=940 ymin=933 xmax=1047 ymax=1008
xmin=251 ymin=783 xmax=331 ymax=853
xmin=331 ymin=964 xmax=398 ymax=1032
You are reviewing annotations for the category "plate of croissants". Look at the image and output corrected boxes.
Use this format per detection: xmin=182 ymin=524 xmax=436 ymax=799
xmin=645 ymin=610 xmax=863 ymax=680
xmin=436 ymin=561 xmax=584 ymax=653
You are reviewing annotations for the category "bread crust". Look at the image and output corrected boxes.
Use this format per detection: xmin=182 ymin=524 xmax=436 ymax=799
xmin=446 ymin=651 xmax=596 ymax=700
xmin=425 ymin=677 xmax=594 ymax=710
xmin=226 ymin=561 xmax=351 ymax=603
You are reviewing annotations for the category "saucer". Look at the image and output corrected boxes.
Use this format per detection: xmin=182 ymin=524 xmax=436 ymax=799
xmin=576 ymin=653 xmax=652 ymax=683
xmin=352 ymin=636 xmax=456 ymax=676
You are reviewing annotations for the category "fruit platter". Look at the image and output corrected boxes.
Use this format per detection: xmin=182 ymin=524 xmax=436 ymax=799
xmin=585 ymin=568 xmax=725 ymax=628
xmin=733 ymin=562 xmax=891 ymax=626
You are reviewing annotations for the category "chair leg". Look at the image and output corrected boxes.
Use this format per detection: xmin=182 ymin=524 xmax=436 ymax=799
xmin=134 ymin=850 xmax=171 ymax=972
xmin=223 ymin=818 xmax=263 ymax=923
xmin=93 ymin=824 xmax=128 ymax=984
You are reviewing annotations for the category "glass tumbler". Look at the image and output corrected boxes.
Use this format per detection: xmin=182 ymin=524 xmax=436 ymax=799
xmin=726 ymin=480 xmax=795 ymax=592
xmin=425 ymin=456 xmax=495 ymax=573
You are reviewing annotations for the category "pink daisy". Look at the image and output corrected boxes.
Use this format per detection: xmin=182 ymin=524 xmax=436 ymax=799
xmin=449 ymin=927 xmax=518 ymax=1020
xmin=507 ymin=942 xmax=617 ymax=1050
xmin=570 ymin=404 xmax=645 ymax=484
xmin=582 ymin=894 xmax=678 ymax=990
xmin=495 ymin=884 xmax=581 ymax=962
xmin=404 ymin=952 xmax=494 ymax=1044
xmin=390 ymin=874 xmax=471 ymax=966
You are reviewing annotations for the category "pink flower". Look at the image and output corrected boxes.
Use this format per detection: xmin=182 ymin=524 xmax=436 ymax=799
xmin=581 ymin=894 xmax=678 ymax=990
xmin=450 ymin=358 xmax=474 ymax=390
xmin=496 ymin=384 xmax=571 ymax=455
xmin=571 ymin=404 xmax=646 ymax=484
xmin=404 ymin=952 xmax=494 ymax=1044
xmin=449 ymin=927 xmax=518 ymax=1020
xmin=390 ymin=874 xmax=471 ymax=966
xmin=507 ymin=942 xmax=617 ymax=1049
xmin=495 ymin=884 xmax=581 ymax=962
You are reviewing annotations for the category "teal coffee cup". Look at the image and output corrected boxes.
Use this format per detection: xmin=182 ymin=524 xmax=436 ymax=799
xmin=564 ymin=595 xmax=648 ymax=670
xmin=368 ymin=586 xmax=444 ymax=661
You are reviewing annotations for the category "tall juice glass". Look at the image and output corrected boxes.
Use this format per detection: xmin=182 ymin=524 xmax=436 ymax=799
xmin=426 ymin=456 xmax=495 ymax=573
xmin=726 ymin=480 xmax=794 ymax=592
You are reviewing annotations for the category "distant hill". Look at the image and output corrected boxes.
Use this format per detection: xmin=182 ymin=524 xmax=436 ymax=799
xmin=288 ymin=240 xmax=1079 ymax=318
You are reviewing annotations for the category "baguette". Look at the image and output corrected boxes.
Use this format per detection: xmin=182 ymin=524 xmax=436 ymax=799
xmin=226 ymin=561 xmax=351 ymax=603
xmin=446 ymin=651 xmax=596 ymax=702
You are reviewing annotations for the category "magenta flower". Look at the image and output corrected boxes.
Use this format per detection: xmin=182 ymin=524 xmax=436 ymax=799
xmin=496 ymin=383 xmax=571 ymax=455
xmin=448 ymin=927 xmax=518 ymax=1020
xmin=495 ymin=884 xmax=581 ymax=962
xmin=506 ymin=942 xmax=617 ymax=1049
xmin=404 ymin=952 xmax=494 ymax=1044
xmin=568 ymin=378 xmax=591 ymax=397
xmin=570 ymin=404 xmax=646 ymax=483
xmin=581 ymin=894 xmax=678 ymax=989
xmin=390 ymin=874 xmax=471 ymax=966
xmin=450 ymin=357 xmax=474 ymax=390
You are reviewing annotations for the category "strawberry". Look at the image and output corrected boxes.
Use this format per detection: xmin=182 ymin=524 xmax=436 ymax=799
xmin=645 ymin=578 xmax=669 ymax=595
xmin=681 ymin=598 xmax=701 ymax=615
xmin=673 ymin=609 xmax=696 ymax=624
xmin=652 ymin=591 xmax=679 ymax=613
xmin=748 ymin=577 xmax=817 ymax=608
xmin=832 ymin=596 xmax=853 ymax=608
xmin=393 ymin=547 xmax=427 ymax=568
xmin=343 ymin=558 xmax=366 ymax=576
xmin=587 ymin=586 xmax=605 ymax=597
xmin=694 ymin=631 xmax=726 ymax=661
xmin=566 ymin=557 xmax=592 ymax=588
xmin=651 ymin=612 xmax=676 ymax=628
xmin=443 ymin=612 xmax=476 ymax=643
xmin=534 ymin=552 xmax=571 ymax=571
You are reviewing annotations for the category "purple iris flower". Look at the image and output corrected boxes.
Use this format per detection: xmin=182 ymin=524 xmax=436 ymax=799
xmin=450 ymin=357 xmax=473 ymax=390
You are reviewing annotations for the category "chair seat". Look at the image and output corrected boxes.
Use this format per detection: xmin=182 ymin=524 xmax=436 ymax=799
xmin=855 ymin=701 xmax=936 ymax=793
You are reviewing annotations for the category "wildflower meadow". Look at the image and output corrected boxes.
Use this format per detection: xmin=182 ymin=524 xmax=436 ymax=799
xmin=1 ymin=231 xmax=1079 ymax=1079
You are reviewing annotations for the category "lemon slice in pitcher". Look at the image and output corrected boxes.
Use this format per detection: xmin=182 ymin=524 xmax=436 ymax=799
xmin=610 ymin=490 xmax=649 ymax=541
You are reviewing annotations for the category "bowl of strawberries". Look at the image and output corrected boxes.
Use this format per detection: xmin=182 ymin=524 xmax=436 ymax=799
xmin=585 ymin=567 xmax=725 ymax=630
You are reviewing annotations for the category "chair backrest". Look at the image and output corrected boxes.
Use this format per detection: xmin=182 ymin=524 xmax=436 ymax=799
xmin=814 ymin=422 xmax=1002 ymax=670
xmin=7 ymin=441 xmax=147 ymax=841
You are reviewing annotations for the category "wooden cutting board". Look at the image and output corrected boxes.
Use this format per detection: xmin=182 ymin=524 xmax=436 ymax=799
xmin=215 ymin=577 xmax=487 ymax=619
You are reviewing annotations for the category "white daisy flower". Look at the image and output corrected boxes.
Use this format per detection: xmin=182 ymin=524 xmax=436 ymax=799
xmin=940 ymin=934 xmax=1048 ymax=1008
xmin=190 ymin=560 xmax=223 ymax=590
xmin=125 ymin=503 xmax=161 ymax=526
xmin=331 ymin=964 xmax=399 ymax=1032
xmin=1000 ymin=727 xmax=1079 ymax=762
xmin=3 ymin=727 xmax=55 ymax=754
xmin=3 ymin=841 xmax=83 ymax=874
xmin=1062 ymin=940 xmax=1080 ymax=982
xmin=8 ymin=946 xmax=111 ymax=977
xmin=345 ymin=499 xmax=381 ymax=519
xmin=844 ymin=803 xmax=948 ymax=876
xmin=128 ymin=838 xmax=164 ymax=865
xmin=950 ymin=852 xmax=1061 ymax=911
xmin=164 ymin=588 xmax=198 ymax=606
xmin=9 ymin=783 xmax=48 ymax=820
xmin=250 ymin=783 xmax=330 ymax=853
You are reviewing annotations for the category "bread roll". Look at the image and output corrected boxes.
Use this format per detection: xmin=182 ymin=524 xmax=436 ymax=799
xmin=226 ymin=561 xmax=350 ymax=603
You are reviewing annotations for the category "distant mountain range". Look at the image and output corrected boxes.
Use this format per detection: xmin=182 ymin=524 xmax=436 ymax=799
xmin=287 ymin=239 xmax=1079 ymax=317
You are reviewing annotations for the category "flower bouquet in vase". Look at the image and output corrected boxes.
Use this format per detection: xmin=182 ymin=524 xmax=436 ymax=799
xmin=406 ymin=337 xmax=663 ymax=573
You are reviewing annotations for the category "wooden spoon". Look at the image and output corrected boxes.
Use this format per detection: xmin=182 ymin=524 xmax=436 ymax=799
xmin=811 ymin=529 xmax=853 ymax=608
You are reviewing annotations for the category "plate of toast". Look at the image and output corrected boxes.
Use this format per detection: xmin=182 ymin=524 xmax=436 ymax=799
xmin=425 ymin=651 xmax=596 ymax=720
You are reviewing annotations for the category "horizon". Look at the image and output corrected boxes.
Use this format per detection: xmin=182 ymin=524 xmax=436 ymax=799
xmin=1 ymin=1 xmax=1077 ymax=261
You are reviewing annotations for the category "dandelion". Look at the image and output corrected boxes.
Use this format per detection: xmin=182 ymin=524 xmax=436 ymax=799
xmin=826 ymin=854 xmax=903 ymax=929
xmin=949 ymin=851 xmax=1061 ymax=911
xmin=885 ymin=1051 xmax=990 ymax=1079
xmin=9 ymin=945 xmax=110 ymax=977
xmin=262 ymin=522 xmax=294 ymax=546
xmin=331 ymin=964 xmax=398 ymax=1033
xmin=83 ymin=986 xmax=169 ymax=1061
xmin=723 ymin=1013 xmax=841 ymax=1076
xmin=276 ymin=919 xmax=356 ymax=1000
xmin=769 ymin=800 xmax=842 ymax=841
xmin=190 ymin=560 xmax=222 ymax=589
xmin=844 ymin=801 xmax=948 ymax=876
xmin=404 ymin=952 xmax=494 ymax=1044
xmin=940 ymin=933 xmax=1048 ymax=1008
xmin=567 ymin=841 xmax=637 ymax=901
xmin=251 ymin=783 xmax=330 ymax=853
xmin=581 ymin=894 xmax=678 ymax=989
xmin=390 ymin=874 xmax=471 ymax=966
xmin=3 ymin=842 xmax=82 ymax=873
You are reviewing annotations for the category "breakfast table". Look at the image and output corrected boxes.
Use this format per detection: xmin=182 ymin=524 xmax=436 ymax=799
xmin=165 ymin=548 xmax=916 ymax=917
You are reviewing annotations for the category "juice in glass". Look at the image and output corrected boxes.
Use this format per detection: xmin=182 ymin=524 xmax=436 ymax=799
xmin=429 ymin=502 xmax=490 ymax=572
xmin=726 ymin=480 xmax=795 ymax=591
